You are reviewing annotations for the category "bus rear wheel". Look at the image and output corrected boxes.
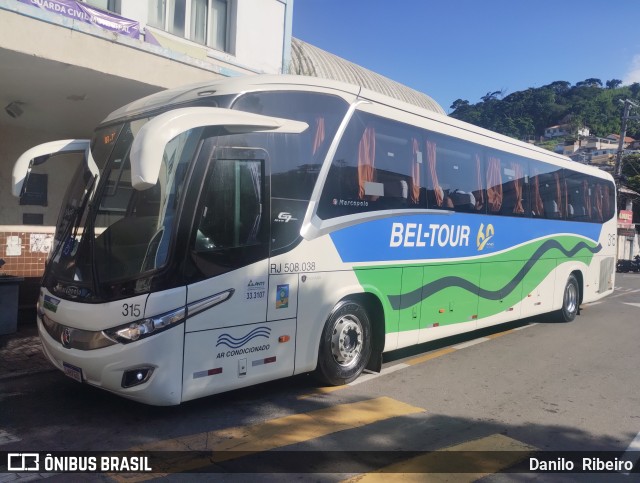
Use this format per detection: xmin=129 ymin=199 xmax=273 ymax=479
xmin=556 ymin=274 xmax=579 ymax=322
xmin=316 ymin=299 xmax=372 ymax=386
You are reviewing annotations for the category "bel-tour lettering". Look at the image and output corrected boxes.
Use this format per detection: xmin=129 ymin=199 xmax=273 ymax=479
xmin=390 ymin=222 xmax=471 ymax=248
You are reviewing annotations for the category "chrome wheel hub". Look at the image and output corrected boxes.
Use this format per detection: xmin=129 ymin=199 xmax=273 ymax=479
xmin=330 ymin=314 xmax=363 ymax=367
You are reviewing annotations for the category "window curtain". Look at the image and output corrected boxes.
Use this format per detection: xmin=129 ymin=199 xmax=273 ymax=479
xmin=486 ymin=157 xmax=503 ymax=212
xmin=553 ymin=172 xmax=563 ymax=218
xmin=357 ymin=126 xmax=376 ymax=200
xmin=532 ymin=170 xmax=544 ymax=216
xmin=603 ymin=184 xmax=611 ymax=220
xmin=312 ymin=117 xmax=325 ymax=155
xmin=411 ymin=138 xmax=421 ymax=204
xmin=594 ymin=184 xmax=603 ymax=221
xmin=511 ymin=161 xmax=524 ymax=214
xmin=475 ymin=154 xmax=485 ymax=211
xmin=582 ymin=180 xmax=592 ymax=219
xmin=426 ymin=140 xmax=442 ymax=207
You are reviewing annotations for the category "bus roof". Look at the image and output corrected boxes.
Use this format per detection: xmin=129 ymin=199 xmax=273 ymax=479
xmin=100 ymin=74 xmax=613 ymax=182
xmin=101 ymin=75 xmax=362 ymax=124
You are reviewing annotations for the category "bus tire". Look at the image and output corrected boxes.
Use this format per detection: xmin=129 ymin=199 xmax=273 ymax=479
xmin=316 ymin=299 xmax=372 ymax=386
xmin=556 ymin=274 xmax=579 ymax=322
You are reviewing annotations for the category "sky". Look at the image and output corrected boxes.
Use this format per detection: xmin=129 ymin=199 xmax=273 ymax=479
xmin=292 ymin=0 xmax=640 ymax=113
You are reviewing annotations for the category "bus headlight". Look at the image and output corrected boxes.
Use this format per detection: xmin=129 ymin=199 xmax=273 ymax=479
xmin=104 ymin=307 xmax=185 ymax=344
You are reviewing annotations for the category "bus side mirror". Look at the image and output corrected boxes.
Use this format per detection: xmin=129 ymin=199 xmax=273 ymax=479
xmin=129 ymin=107 xmax=307 ymax=191
xmin=12 ymin=139 xmax=90 ymax=197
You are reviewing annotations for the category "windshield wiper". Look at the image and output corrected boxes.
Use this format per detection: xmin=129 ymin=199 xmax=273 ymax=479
xmin=49 ymin=173 xmax=98 ymax=277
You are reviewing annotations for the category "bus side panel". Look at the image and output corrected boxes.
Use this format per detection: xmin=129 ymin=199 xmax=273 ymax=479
xmin=591 ymin=255 xmax=615 ymax=300
xmin=520 ymin=259 xmax=557 ymax=316
xmin=185 ymin=261 xmax=269 ymax=333
xmin=477 ymin=260 xmax=524 ymax=326
xmin=419 ymin=262 xmax=480 ymax=341
xmin=181 ymin=319 xmax=296 ymax=402
xmin=582 ymin=218 xmax=616 ymax=303
xmin=396 ymin=266 xmax=423 ymax=349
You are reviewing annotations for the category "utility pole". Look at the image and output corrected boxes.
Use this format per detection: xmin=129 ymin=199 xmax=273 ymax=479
xmin=615 ymin=99 xmax=640 ymax=180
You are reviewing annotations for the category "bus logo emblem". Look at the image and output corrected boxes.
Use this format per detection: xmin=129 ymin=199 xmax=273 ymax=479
xmin=61 ymin=328 xmax=72 ymax=347
xmin=477 ymin=223 xmax=495 ymax=251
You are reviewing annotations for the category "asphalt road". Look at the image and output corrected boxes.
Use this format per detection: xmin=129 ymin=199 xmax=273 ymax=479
xmin=1 ymin=273 xmax=639 ymax=482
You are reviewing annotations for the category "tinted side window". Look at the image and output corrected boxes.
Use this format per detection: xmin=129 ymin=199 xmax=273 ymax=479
xmin=317 ymin=111 xmax=424 ymax=218
xmin=196 ymin=159 xmax=263 ymax=250
xmin=427 ymin=133 xmax=485 ymax=213
xmin=530 ymin=161 xmax=565 ymax=219
xmin=232 ymin=91 xmax=349 ymax=200
xmin=591 ymin=177 xmax=615 ymax=222
xmin=564 ymin=170 xmax=591 ymax=221
xmin=602 ymin=180 xmax=615 ymax=221
xmin=190 ymin=142 xmax=268 ymax=278
xmin=318 ymin=112 xmax=493 ymax=219
xmin=485 ymin=152 xmax=529 ymax=217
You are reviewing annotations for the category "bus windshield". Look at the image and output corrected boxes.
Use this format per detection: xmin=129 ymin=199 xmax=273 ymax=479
xmin=45 ymin=118 xmax=200 ymax=299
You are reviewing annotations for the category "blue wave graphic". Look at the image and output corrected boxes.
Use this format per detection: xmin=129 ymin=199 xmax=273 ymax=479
xmin=216 ymin=327 xmax=271 ymax=349
xmin=387 ymin=239 xmax=602 ymax=310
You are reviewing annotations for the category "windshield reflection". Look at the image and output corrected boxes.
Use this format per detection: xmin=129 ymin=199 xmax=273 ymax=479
xmin=45 ymin=119 xmax=198 ymax=301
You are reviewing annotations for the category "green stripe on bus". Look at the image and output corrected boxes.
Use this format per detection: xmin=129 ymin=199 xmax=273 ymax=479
xmin=353 ymin=235 xmax=599 ymax=332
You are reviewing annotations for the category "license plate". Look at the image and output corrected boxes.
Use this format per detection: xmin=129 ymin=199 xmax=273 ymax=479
xmin=62 ymin=362 xmax=83 ymax=383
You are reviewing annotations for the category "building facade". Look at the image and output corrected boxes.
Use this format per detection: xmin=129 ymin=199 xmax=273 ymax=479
xmin=0 ymin=0 xmax=293 ymax=287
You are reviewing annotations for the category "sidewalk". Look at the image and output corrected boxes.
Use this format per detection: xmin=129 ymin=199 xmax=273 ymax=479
xmin=0 ymin=309 xmax=54 ymax=380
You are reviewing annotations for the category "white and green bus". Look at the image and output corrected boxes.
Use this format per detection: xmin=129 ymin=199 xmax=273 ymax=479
xmin=12 ymin=75 xmax=616 ymax=405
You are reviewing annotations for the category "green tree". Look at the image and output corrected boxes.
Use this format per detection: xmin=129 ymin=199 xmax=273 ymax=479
xmin=545 ymin=80 xmax=571 ymax=94
xmin=606 ymin=79 xmax=623 ymax=89
xmin=622 ymin=154 xmax=640 ymax=190
xmin=450 ymin=99 xmax=469 ymax=111
xmin=576 ymin=78 xmax=603 ymax=88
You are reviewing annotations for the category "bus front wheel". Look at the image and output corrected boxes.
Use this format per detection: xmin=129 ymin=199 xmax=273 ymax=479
xmin=316 ymin=299 xmax=372 ymax=386
xmin=556 ymin=274 xmax=579 ymax=322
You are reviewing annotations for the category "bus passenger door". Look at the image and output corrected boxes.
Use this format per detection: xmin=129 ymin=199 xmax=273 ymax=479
xmin=181 ymin=147 xmax=294 ymax=402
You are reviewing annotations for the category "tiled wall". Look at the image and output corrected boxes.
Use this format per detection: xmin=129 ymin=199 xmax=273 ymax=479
xmin=0 ymin=226 xmax=55 ymax=278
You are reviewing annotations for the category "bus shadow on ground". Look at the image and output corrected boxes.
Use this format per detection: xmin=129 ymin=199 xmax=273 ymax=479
xmin=383 ymin=314 xmax=558 ymax=364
